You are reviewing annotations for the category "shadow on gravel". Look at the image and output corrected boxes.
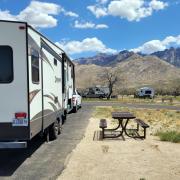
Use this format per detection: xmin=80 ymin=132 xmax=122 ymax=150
xmin=0 ymin=106 xmax=93 ymax=179
xmin=0 ymin=136 xmax=45 ymax=176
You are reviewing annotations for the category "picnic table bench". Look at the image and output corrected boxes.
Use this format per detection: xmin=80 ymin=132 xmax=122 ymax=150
xmin=161 ymin=97 xmax=173 ymax=103
xmin=99 ymin=119 xmax=107 ymax=138
xmin=134 ymin=119 xmax=149 ymax=139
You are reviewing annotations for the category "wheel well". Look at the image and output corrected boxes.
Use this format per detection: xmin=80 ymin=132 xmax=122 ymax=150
xmin=57 ymin=117 xmax=60 ymax=123
xmin=57 ymin=115 xmax=63 ymax=123
xmin=56 ymin=114 xmax=66 ymax=124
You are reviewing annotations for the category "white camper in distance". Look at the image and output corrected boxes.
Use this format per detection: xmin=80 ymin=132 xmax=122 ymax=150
xmin=0 ymin=20 xmax=75 ymax=148
xmin=135 ymin=87 xmax=155 ymax=99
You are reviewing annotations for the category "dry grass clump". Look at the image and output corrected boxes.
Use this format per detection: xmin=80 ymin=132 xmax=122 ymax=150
xmin=93 ymin=106 xmax=180 ymax=139
xmin=93 ymin=106 xmax=114 ymax=119
xmin=83 ymin=95 xmax=180 ymax=106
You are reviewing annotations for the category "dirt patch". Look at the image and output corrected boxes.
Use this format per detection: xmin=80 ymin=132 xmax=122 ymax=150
xmin=58 ymin=118 xmax=180 ymax=180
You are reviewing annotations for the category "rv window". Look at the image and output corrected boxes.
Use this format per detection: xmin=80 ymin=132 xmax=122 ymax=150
xmin=67 ymin=65 xmax=69 ymax=81
xmin=0 ymin=46 xmax=13 ymax=83
xmin=145 ymin=90 xmax=151 ymax=94
xmin=31 ymin=52 xmax=39 ymax=84
xmin=64 ymin=70 xmax=67 ymax=84
xmin=71 ymin=67 xmax=73 ymax=78
xmin=54 ymin=58 xmax=57 ymax=66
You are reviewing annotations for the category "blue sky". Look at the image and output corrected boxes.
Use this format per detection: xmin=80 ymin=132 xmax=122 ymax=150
xmin=0 ymin=0 xmax=180 ymax=59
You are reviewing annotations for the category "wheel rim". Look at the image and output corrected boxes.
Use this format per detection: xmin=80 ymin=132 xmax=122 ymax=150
xmin=54 ymin=122 xmax=58 ymax=136
xmin=58 ymin=120 xmax=62 ymax=134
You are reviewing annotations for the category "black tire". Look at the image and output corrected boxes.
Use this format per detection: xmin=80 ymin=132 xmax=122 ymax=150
xmin=46 ymin=130 xmax=50 ymax=142
xmin=49 ymin=120 xmax=59 ymax=140
xmin=73 ymin=105 xmax=78 ymax=113
xmin=58 ymin=117 xmax=62 ymax=135
xmin=62 ymin=111 xmax=67 ymax=124
xmin=44 ymin=128 xmax=50 ymax=142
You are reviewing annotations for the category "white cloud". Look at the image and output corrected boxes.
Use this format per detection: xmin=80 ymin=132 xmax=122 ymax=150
xmin=108 ymin=0 xmax=168 ymax=21
xmin=56 ymin=37 xmax=117 ymax=55
xmin=131 ymin=35 xmax=180 ymax=54
xmin=149 ymin=0 xmax=168 ymax=10
xmin=17 ymin=1 xmax=60 ymax=28
xmin=87 ymin=0 xmax=109 ymax=18
xmin=74 ymin=20 xmax=108 ymax=29
xmin=22 ymin=1 xmax=60 ymax=15
xmin=95 ymin=24 xmax=109 ymax=29
xmin=74 ymin=21 xmax=95 ymax=29
xmin=64 ymin=11 xmax=79 ymax=17
xmin=88 ymin=0 xmax=168 ymax=21
xmin=0 ymin=10 xmax=16 ymax=20
xmin=0 ymin=1 xmax=79 ymax=28
xmin=97 ymin=0 xmax=109 ymax=4
xmin=132 ymin=40 xmax=166 ymax=54
xmin=87 ymin=5 xmax=108 ymax=18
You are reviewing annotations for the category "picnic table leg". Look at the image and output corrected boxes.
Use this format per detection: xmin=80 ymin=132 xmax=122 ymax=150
xmin=123 ymin=119 xmax=137 ymax=138
xmin=102 ymin=128 xmax=106 ymax=139
xmin=105 ymin=119 xmax=121 ymax=131
xmin=123 ymin=119 xmax=147 ymax=139
xmin=143 ymin=128 xmax=147 ymax=139
xmin=123 ymin=119 xmax=129 ymax=135
xmin=137 ymin=123 xmax=139 ymax=131
xmin=103 ymin=119 xmax=124 ymax=138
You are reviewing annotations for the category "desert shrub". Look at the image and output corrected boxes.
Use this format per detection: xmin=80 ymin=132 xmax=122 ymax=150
xmin=156 ymin=131 xmax=180 ymax=143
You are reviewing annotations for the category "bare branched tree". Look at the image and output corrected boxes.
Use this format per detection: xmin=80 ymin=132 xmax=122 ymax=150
xmin=101 ymin=68 xmax=118 ymax=99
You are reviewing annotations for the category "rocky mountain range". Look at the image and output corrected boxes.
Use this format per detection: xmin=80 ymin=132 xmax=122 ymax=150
xmin=152 ymin=47 xmax=180 ymax=68
xmin=74 ymin=47 xmax=180 ymax=91
xmin=75 ymin=47 xmax=180 ymax=68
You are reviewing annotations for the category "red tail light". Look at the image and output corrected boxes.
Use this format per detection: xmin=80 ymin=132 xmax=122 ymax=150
xmin=19 ymin=26 xmax=26 ymax=30
xmin=15 ymin=112 xmax=27 ymax=119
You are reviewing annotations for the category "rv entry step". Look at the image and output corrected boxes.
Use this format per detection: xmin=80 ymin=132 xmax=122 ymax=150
xmin=0 ymin=141 xmax=27 ymax=149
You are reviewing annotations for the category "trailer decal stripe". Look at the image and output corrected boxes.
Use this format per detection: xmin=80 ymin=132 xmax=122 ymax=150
xmin=48 ymin=102 xmax=58 ymax=111
xmin=29 ymin=89 xmax=41 ymax=104
xmin=41 ymin=55 xmax=54 ymax=72
xmin=28 ymin=34 xmax=54 ymax=72
xmin=43 ymin=94 xmax=54 ymax=102
xmin=50 ymin=93 xmax=62 ymax=108
xmin=31 ymin=109 xmax=53 ymax=122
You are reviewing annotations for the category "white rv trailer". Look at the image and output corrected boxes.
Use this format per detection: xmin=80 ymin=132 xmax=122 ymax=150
xmin=135 ymin=87 xmax=155 ymax=99
xmin=0 ymin=20 xmax=75 ymax=148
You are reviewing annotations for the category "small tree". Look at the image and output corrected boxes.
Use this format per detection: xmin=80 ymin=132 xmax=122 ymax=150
xmin=102 ymin=68 xmax=118 ymax=100
xmin=172 ymin=81 xmax=180 ymax=97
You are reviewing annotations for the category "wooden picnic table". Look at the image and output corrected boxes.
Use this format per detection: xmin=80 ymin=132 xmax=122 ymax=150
xmin=102 ymin=112 xmax=136 ymax=139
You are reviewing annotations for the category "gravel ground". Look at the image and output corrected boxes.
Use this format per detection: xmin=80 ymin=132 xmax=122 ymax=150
xmin=58 ymin=117 xmax=180 ymax=180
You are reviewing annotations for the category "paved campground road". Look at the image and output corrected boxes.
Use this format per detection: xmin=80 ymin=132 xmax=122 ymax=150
xmin=83 ymin=101 xmax=180 ymax=110
xmin=0 ymin=106 xmax=93 ymax=180
xmin=0 ymin=102 xmax=179 ymax=180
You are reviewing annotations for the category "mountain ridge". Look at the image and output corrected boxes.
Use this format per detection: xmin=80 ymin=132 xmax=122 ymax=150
xmin=74 ymin=47 xmax=180 ymax=68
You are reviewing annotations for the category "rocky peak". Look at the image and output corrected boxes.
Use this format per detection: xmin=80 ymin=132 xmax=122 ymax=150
xmin=151 ymin=47 xmax=180 ymax=67
xmin=75 ymin=47 xmax=180 ymax=68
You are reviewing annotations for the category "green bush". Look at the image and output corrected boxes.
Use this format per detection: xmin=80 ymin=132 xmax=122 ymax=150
xmin=156 ymin=131 xmax=180 ymax=143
